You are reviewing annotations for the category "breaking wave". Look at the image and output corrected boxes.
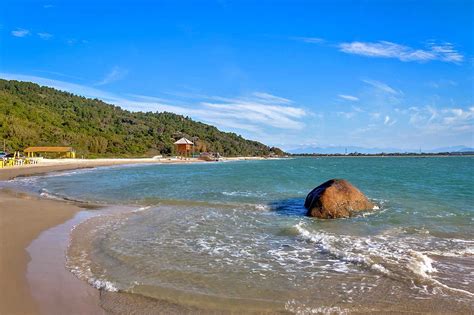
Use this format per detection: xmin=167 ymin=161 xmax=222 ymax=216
xmin=293 ymin=222 xmax=474 ymax=297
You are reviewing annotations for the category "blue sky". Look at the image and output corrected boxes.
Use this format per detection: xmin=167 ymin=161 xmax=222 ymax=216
xmin=1 ymin=0 xmax=473 ymax=151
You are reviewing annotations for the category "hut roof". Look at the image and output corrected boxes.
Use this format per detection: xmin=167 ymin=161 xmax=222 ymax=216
xmin=24 ymin=146 xmax=74 ymax=153
xmin=174 ymin=138 xmax=194 ymax=145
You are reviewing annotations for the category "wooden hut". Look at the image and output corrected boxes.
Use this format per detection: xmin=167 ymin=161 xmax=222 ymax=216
xmin=174 ymin=138 xmax=194 ymax=157
xmin=24 ymin=146 xmax=76 ymax=158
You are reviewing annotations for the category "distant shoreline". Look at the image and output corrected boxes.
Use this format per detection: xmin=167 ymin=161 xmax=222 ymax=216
xmin=290 ymin=153 xmax=474 ymax=157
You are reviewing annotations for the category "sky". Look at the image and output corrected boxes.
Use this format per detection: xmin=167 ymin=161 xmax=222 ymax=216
xmin=1 ymin=0 xmax=473 ymax=151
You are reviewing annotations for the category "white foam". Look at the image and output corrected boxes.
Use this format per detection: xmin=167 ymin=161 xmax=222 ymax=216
xmin=222 ymin=191 xmax=267 ymax=197
xmin=293 ymin=223 xmax=474 ymax=298
xmin=39 ymin=189 xmax=64 ymax=201
xmin=426 ymin=247 xmax=474 ymax=257
xmin=254 ymin=204 xmax=270 ymax=211
xmin=88 ymin=278 xmax=119 ymax=292
xmin=285 ymin=299 xmax=348 ymax=314
xmin=132 ymin=206 xmax=151 ymax=213
xmin=406 ymin=250 xmax=437 ymax=277
xmin=293 ymin=223 xmax=372 ymax=267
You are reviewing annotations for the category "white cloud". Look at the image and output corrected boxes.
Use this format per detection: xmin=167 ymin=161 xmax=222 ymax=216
xmin=252 ymin=92 xmax=292 ymax=104
xmin=293 ymin=37 xmax=325 ymax=44
xmin=338 ymin=94 xmax=359 ymax=101
xmin=11 ymin=29 xmax=30 ymax=37
xmin=339 ymin=40 xmax=463 ymax=64
xmin=37 ymin=32 xmax=53 ymax=40
xmin=0 ymin=73 xmax=306 ymax=134
xmin=407 ymin=106 xmax=474 ymax=134
xmin=383 ymin=115 xmax=396 ymax=126
xmin=441 ymin=107 xmax=474 ymax=126
xmin=95 ymin=66 xmax=128 ymax=86
xmin=201 ymin=97 xmax=306 ymax=130
xmin=362 ymin=79 xmax=400 ymax=95
xmin=426 ymin=79 xmax=457 ymax=89
xmin=43 ymin=4 xmax=54 ymax=8
xmin=428 ymin=42 xmax=464 ymax=63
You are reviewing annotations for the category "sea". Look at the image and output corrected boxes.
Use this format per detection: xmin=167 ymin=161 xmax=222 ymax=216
xmin=6 ymin=157 xmax=474 ymax=314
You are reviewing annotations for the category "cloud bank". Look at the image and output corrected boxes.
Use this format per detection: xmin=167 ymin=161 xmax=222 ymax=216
xmin=11 ymin=29 xmax=30 ymax=37
xmin=0 ymin=73 xmax=306 ymax=135
xmin=339 ymin=41 xmax=463 ymax=64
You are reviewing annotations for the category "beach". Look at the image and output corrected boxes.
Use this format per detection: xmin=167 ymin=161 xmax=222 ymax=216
xmin=1 ymin=157 xmax=473 ymax=314
xmin=0 ymin=159 xmax=136 ymax=314
xmin=0 ymin=159 xmax=189 ymax=315
xmin=0 ymin=157 xmax=267 ymax=315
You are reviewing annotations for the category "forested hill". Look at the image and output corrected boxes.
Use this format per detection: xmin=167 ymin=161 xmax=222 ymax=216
xmin=0 ymin=79 xmax=284 ymax=157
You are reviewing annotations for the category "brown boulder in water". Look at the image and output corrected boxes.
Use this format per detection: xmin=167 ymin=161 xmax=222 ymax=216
xmin=304 ymin=179 xmax=374 ymax=218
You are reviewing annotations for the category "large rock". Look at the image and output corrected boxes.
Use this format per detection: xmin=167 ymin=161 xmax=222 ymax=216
xmin=304 ymin=179 xmax=374 ymax=218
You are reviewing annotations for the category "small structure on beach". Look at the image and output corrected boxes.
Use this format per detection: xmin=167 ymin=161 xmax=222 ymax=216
xmin=198 ymin=152 xmax=221 ymax=161
xmin=24 ymin=146 xmax=76 ymax=159
xmin=174 ymin=138 xmax=194 ymax=157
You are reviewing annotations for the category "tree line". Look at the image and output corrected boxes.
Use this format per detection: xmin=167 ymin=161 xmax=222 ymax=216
xmin=0 ymin=79 xmax=284 ymax=157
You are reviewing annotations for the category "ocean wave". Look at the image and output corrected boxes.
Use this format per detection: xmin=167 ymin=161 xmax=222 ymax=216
xmin=42 ymin=168 xmax=97 ymax=178
xmin=292 ymin=222 xmax=473 ymax=297
xmin=39 ymin=188 xmax=63 ymax=200
xmin=67 ymin=245 xmax=120 ymax=292
xmin=293 ymin=223 xmax=390 ymax=274
xmin=222 ymin=190 xmax=268 ymax=197
xmin=426 ymin=247 xmax=474 ymax=257
xmin=39 ymin=188 xmax=91 ymax=204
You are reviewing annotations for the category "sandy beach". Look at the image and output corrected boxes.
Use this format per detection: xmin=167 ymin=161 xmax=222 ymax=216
xmin=0 ymin=159 xmax=186 ymax=315
xmin=0 ymin=159 xmax=139 ymax=314
xmin=0 ymin=157 xmax=265 ymax=315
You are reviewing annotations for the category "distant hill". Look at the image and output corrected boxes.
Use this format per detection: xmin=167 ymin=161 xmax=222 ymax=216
xmin=0 ymin=79 xmax=283 ymax=157
xmin=288 ymin=145 xmax=474 ymax=154
xmin=424 ymin=146 xmax=474 ymax=153
xmin=287 ymin=146 xmax=404 ymax=154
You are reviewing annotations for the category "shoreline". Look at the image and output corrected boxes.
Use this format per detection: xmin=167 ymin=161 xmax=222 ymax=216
xmin=3 ymin=157 xmax=471 ymax=314
xmin=0 ymin=189 xmax=87 ymax=314
xmin=0 ymin=156 xmax=267 ymax=314
xmin=0 ymin=156 xmax=267 ymax=181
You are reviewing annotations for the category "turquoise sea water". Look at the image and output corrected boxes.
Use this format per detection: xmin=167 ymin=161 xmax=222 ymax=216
xmin=9 ymin=157 xmax=474 ymax=313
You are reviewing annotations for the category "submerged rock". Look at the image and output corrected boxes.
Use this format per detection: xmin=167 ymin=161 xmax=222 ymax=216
xmin=304 ymin=179 xmax=374 ymax=219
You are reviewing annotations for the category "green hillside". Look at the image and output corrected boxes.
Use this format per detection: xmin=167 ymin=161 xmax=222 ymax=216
xmin=0 ymin=79 xmax=284 ymax=157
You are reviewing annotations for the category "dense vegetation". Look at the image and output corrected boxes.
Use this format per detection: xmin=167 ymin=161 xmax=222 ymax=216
xmin=0 ymin=79 xmax=284 ymax=157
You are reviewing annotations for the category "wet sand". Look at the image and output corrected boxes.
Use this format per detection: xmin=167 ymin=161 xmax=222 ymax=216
xmin=0 ymin=189 xmax=88 ymax=314
xmin=0 ymin=159 xmax=175 ymax=314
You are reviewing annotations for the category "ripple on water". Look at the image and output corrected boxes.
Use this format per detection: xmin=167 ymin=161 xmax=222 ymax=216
xmin=66 ymin=202 xmax=474 ymax=313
